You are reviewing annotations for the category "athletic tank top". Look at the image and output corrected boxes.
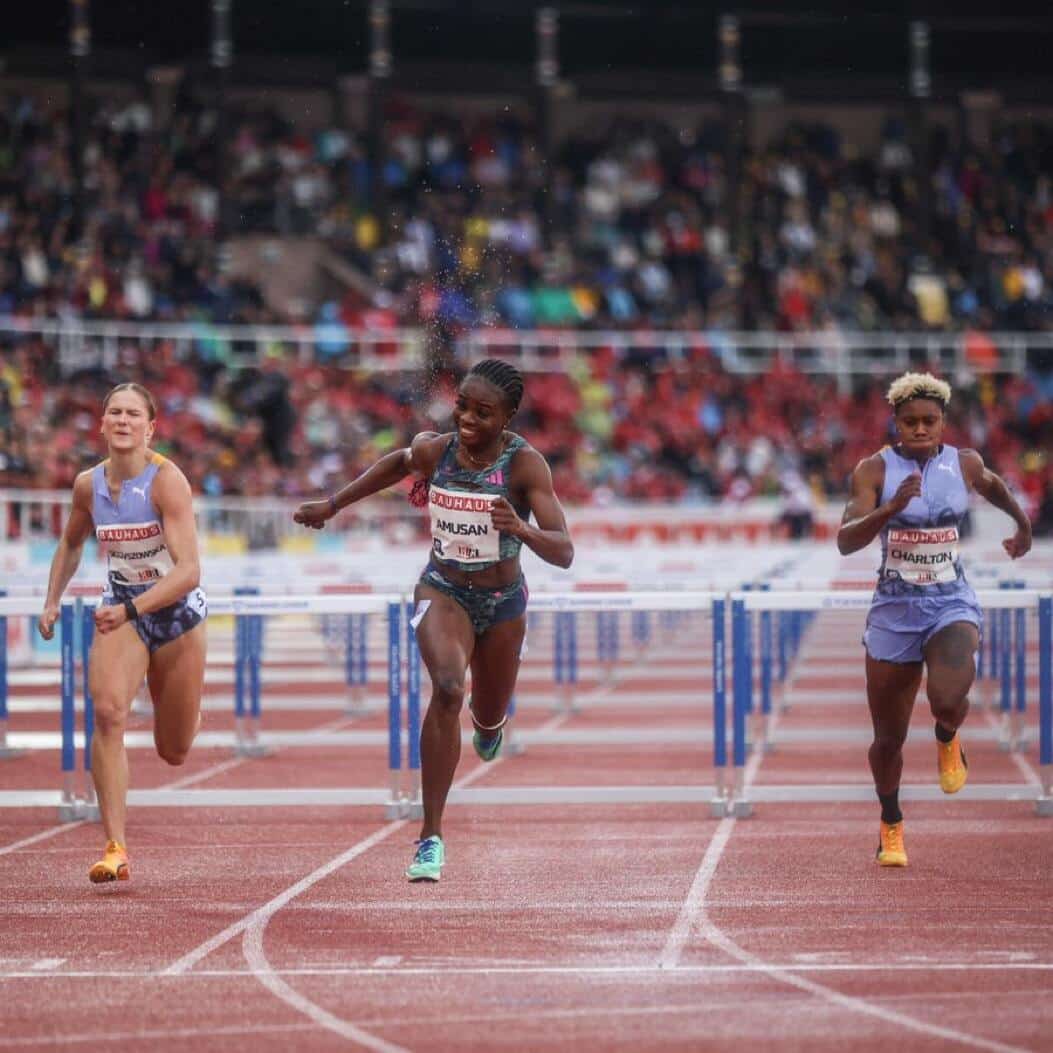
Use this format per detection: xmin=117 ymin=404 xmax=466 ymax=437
xmin=428 ymin=433 xmax=529 ymax=572
xmin=876 ymin=444 xmax=970 ymax=594
xmin=91 ymin=452 xmax=175 ymax=586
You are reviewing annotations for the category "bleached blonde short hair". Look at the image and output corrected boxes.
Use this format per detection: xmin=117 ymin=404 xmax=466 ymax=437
xmin=886 ymin=372 xmax=951 ymax=410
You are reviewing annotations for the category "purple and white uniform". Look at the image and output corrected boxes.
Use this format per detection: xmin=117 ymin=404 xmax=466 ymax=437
xmin=93 ymin=453 xmax=207 ymax=652
xmin=862 ymin=443 xmax=981 ymax=664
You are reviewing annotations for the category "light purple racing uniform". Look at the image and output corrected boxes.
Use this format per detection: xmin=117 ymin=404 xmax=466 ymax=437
xmin=862 ymin=443 xmax=981 ymax=664
xmin=93 ymin=452 xmax=207 ymax=652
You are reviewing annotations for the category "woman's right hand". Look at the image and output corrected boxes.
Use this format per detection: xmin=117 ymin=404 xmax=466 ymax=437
xmin=886 ymin=472 xmax=922 ymax=514
xmin=293 ymin=499 xmax=334 ymax=530
xmin=38 ymin=605 xmax=59 ymax=640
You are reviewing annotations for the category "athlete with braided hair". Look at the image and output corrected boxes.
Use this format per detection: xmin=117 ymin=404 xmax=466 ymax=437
xmin=294 ymin=359 xmax=574 ymax=881
xmin=838 ymin=372 xmax=1031 ymax=867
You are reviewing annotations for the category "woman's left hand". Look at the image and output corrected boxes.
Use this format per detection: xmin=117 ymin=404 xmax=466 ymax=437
xmin=94 ymin=604 xmax=130 ymax=634
xmin=490 ymin=497 xmax=524 ymax=536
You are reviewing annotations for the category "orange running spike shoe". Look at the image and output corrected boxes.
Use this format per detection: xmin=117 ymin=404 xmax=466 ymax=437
xmin=88 ymin=841 xmax=129 ymax=884
xmin=937 ymin=734 xmax=968 ymax=794
xmin=876 ymin=820 xmax=907 ymax=867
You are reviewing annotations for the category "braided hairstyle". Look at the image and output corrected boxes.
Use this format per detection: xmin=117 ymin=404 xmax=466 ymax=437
xmin=467 ymin=358 xmax=524 ymax=415
xmin=407 ymin=359 xmax=526 ymax=508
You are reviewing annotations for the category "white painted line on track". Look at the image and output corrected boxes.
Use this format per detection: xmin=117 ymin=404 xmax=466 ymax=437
xmin=0 ymin=822 xmax=84 ymax=858
xmin=0 ymin=1023 xmax=318 ymax=1048
xmin=220 ymin=634 xmax=680 ymax=1053
xmin=697 ymin=921 xmax=1031 ymax=1053
xmin=4 ymin=961 xmax=1053 ymax=981
xmin=662 ymin=641 xmax=1037 ymax=1053
xmin=237 ymin=708 xmax=577 ymax=1053
xmin=243 ymin=919 xmax=412 ymax=1053
xmin=163 ymin=818 xmax=410 ymax=978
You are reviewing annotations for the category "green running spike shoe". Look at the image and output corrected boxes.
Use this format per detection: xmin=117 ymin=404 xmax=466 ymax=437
xmin=406 ymin=836 xmax=445 ymax=882
xmin=472 ymin=726 xmax=504 ymax=762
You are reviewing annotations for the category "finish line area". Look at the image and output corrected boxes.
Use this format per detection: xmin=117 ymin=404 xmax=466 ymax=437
xmin=1 ymin=541 xmax=1051 ymax=1051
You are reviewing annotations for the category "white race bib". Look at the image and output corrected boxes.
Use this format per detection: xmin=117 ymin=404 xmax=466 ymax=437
xmin=429 ymin=486 xmax=500 ymax=564
xmin=96 ymin=520 xmax=174 ymax=584
xmin=885 ymin=526 xmax=959 ymax=586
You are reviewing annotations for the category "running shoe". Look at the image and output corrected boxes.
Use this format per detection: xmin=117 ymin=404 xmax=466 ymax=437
xmin=406 ymin=836 xmax=444 ymax=883
xmin=937 ymin=733 xmax=968 ymax=794
xmin=876 ymin=820 xmax=907 ymax=867
xmin=89 ymin=840 xmax=129 ymax=884
xmin=472 ymin=726 xmax=504 ymax=762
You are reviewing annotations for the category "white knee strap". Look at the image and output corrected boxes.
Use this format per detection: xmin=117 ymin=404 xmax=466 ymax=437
xmin=468 ymin=701 xmax=507 ymax=733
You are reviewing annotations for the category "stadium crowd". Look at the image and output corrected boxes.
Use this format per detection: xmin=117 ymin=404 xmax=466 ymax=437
xmin=0 ymin=89 xmax=1051 ymax=533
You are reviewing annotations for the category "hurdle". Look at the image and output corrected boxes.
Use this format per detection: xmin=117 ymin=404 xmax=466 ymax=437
xmin=0 ymin=593 xmax=408 ymax=819
xmin=524 ymin=591 xmax=727 ymax=815
xmin=0 ymin=590 xmax=27 ymax=759
xmin=727 ymin=588 xmax=1053 ymax=817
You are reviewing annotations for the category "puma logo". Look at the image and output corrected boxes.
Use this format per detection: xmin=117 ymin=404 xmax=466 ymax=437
xmin=936 ymin=463 xmax=956 ymax=476
xmin=131 ymin=486 xmax=147 ymax=498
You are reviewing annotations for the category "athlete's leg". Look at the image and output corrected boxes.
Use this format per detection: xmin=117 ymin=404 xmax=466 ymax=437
xmin=866 ymin=655 xmax=923 ymax=797
xmin=923 ymin=620 xmax=978 ymax=794
xmin=88 ymin=624 xmax=150 ymax=848
xmin=922 ymin=620 xmax=979 ymax=735
xmin=146 ymin=621 xmax=207 ymax=765
xmin=413 ymin=584 xmax=475 ymax=842
xmin=468 ymin=614 xmax=526 ymax=732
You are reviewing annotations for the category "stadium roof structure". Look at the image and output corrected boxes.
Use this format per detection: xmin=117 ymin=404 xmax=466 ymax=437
xmin=3 ymin=2 xmax=1052 ymax=103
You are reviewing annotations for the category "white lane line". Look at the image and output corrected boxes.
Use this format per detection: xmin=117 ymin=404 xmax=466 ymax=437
xmin=699 ymin=920 xmax=1030 ymax=1053
xmin=0 ymin=1023 xmax=317 ymax=1048
xmin=0 ymin=822 xmax=84 ymax=858
xmin=163 ymin=704 xmax=573 ymax=978
xmin=163 ymin=818 xmax=408 ymax=977
xmin=242 ymin=926 xmax=411 ymax=1053
xmin=238 ymin=709 xmax=574 ymax=1053
xmin=662 ymin=648 xmax=1036 ymax=1053
xmin=657 ymin=817 xmax=735 ymax=969
xmin=160 ymin=756 xmax=248 ymax=790
xmin=660 ymin=702 xmax=770 ymax=970
xmin=3 ymin=961 xmax=1053 ymax=981
xmin=233 ymin=635 xmax=672 ymax=1053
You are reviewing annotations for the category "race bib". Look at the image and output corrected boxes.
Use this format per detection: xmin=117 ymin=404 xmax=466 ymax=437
xmin=428 ymin=486 xmax=500 ymax=564
xmin=96 ymin=521 xmax=174 ymax=584
xmin=885 ymin=526 xmax=959 ymax=586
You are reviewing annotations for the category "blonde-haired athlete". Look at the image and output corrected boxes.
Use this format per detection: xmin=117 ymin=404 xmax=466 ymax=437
xmin=837 ymin=372 xmax=1031 ymax=866
xmin=39 ymin=383 xmax=207 ymax=884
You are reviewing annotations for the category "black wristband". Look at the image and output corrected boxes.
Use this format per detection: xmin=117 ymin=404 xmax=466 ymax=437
xmin=123 ymin=599 xmax=139 ymax=622
xmin=328 ymin=495 xmax=338 ymax=515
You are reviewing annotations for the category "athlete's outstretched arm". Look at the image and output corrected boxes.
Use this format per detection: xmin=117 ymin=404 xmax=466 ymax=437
xmin=491 ymin=448 xmax=574 ymax=568
xmin=294 ymin=432 xmax=444 ymax=529
xmin=959 ymin=449 xmax=1032 ymax=559
xmin=93 ymin=463 xmax=203 ymax=632
xmin=837 ymin=454 xmax=919 ymax=555
xmin=39 ymin=472 xmax=95 ymax=639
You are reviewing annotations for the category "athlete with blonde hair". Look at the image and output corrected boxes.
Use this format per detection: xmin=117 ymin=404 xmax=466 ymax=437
xmin=39 ymin=383 xmax=207 ymax=884
xmin=837 ymin=372 xmax=1031 ymax=866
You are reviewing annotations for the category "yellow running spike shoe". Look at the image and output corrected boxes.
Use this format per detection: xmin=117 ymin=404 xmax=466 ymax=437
xmin=937 ymin=734 xmax=968 ymax=794
xmin=877 ymin=820 xmax=907 ymax=867
xmin=89 ymin=841 xmax=129 ymax=884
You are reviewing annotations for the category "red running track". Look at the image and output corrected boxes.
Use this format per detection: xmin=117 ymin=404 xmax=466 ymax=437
xmin=1 ymin=619 xmax=1051 ymax=1051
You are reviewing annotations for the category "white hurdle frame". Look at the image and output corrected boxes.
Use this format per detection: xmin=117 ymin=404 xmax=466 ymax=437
xmin=728 ymin=588 xmax=1053 ymax=817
